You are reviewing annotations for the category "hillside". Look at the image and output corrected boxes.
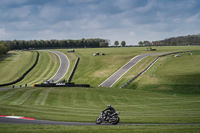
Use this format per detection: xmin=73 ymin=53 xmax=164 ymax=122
xmin=61 ymin=46 xmax=200 ymax=90
xmin=0 ymin=46 xmax=200 ymax=132
xmin=128 ymin=51 xmax=200 ymax=94
xmin=0 ymin=50 xmax=60 ymax=87
xmin=153 ymin=34 xmax=200 ymax=46
xmin=0 ymin=51 xmax=36 ymax=84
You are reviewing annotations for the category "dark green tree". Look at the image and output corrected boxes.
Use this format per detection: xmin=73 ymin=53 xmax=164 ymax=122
xmin=0 ymin=42 xmax=10 ymax=55
xmin=121 ymin=41 xmax=126 ymax=47
xmin=114 ymin=41 xmax=119 ymax=47
xmin=138 ymin=41 xmax=143 ymax=46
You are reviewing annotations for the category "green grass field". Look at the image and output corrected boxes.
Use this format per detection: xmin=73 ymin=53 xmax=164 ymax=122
xmin=0 ymin=87 xmax=200 ymax=123
xmin=57 ymin=46 xmax=200 ymax=87
xmin=0 ymin=46 xmax=200 ymax=132
xmin=17 ymin=50 xmax=60 ymax=86
xmin=0 ymin=50 xmax=60 ymax=87
xmin=0 ymin=87 xmax=200 ymax=132
xmin=0 ymin=51 xmax=36 ymax=84
xmin=128 ymin=51 xmax=200 ymax=94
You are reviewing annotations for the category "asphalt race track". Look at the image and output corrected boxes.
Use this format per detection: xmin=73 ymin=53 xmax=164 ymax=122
xmin=47 ymin=50 xmax=70 ymax=83
xmin=99 ymin=52 xmax=167 ymax=87
xmin=0 ymin=117 xmax=96 ymax=125
xmin=1 ymin=117 xmax=200 ymax=126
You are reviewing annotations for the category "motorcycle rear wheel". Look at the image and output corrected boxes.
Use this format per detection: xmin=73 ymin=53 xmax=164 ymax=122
xmin=112 ymin=116 xmax=120 ymax=125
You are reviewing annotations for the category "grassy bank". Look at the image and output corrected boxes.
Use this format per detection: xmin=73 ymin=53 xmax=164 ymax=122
xmin=58 ymin=46 xmax=200 ymax=87
xmin=17 ymin=50 xmax=60 ymax=86
xmin=128 ymin=51 xmax=200 ymax=94
xmin=0 ymin=87 xmax=200 ymax=124
xmin=0 ymin=51 xmax=36 ymax=84
xmin=0 ymin=50 xmax=60 ymax=87
xmin=0 ymin=46 xmax=200 ymax=132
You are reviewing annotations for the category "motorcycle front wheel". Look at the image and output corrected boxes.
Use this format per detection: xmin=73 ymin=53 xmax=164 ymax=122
xmin=95 ymin=117 xmax=102 ymax=124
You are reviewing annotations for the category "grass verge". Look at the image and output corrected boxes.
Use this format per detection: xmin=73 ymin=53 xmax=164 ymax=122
xmin=0 ymin=124 xmax=200 ymax=133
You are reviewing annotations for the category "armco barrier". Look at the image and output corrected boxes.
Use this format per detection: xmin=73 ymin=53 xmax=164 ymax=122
xmin=67 ymin=57 xmax=80 ymax=83
xmin=0 ymin=51 xmax=39 ymax=87
xmin=120 ymin=50 xmax=199 ymax=88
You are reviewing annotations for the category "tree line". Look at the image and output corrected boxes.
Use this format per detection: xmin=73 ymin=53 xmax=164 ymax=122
xmin=0 ymin=42 xmax=10 ymax=55
xmin=138 ymin=34 xmax=200 ymax=46
xmin=1 ymin=38 xmax=109 ymax=51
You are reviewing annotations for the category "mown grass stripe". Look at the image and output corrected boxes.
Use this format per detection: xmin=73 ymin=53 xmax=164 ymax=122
xmin=19 ymin=51 xmax=45 ymax=85
xmin=0 ymin=104 xmax=98 ymax=117
xmin=26 ymin=51 xmax=50 ymax=84
xmin=10 ymin=89 xmax=39 ymax=105
xmin=34 ymin=88 xmax=53 ymax=106
xmin=44 ymin=52 xmax=59 ymax=80
xmin=29 ymin=52 xmax=53 ymax=84
xmin=0 ymin=89 xmax=23 ymax=102
xmin=0 ymin=51 xmax=35 ymax=84
xmin=18 ymin=51 xmax=59 ymax=86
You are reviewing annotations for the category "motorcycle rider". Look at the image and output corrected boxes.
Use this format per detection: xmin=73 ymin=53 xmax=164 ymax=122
xmin=102 ymin=105 xmax=116 ymax=121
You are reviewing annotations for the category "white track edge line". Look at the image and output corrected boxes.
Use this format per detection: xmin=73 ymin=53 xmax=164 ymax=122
xmin=99 ymin=52 xmax=167 ymax=87
xmin=47 ymin=51 xmax=70 ymax=83
xmin=99 ymin=55 xmax=140 ymax=87
xmin=110 ymin=56 xmax=147 ymax=87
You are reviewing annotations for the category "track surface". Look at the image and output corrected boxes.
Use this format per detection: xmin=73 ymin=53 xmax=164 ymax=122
xmin=1 ymin=117 xmax=199 ymax=126
xmin=99 ymin=52 xmax=167 ymax=87
xmin=47 ymin=50 xmax=70 ymax=83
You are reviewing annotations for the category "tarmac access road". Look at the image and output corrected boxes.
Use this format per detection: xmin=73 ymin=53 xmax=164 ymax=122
xmin=99 ymin=52 xmax=167 ymax=87
xmin=0 ymin=117 xmax=200 ymax=126
xmin=47 ymin=50 xmax=70 ymax=83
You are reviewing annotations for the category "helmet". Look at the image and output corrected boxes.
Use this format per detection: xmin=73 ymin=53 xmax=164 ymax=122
xmin=107 ymin=105 xmax=111 ymax=108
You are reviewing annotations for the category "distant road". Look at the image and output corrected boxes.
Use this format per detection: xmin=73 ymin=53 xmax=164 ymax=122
xmin=99 ymin=52 xmax=167 ymax=87
xmin=47 ymin=51 xmax=70 ymax=83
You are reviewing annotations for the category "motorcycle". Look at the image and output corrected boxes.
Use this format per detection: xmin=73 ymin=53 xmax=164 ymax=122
xmin=95 ymin=111 xmax=120 ymax=125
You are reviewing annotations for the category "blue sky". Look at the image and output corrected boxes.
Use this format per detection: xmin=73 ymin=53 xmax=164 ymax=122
xmin=0 ymin=0 xmax=200 ymax=45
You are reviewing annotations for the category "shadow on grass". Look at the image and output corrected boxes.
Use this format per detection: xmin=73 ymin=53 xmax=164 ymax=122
xmin=0 ymin=53 xmax=16 ymax=62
